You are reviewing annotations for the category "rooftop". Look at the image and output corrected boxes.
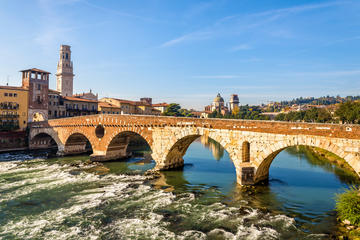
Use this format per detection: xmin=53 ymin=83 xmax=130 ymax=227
xmin=19 ymin=68 xmax=51 ymax=74
xmin=152 ymin=103 xmax=169 ymax=107
xmin=0 ymin=85 xmax=28 ymax=91
xmin=98 ymin=102 xmax=119 ymax=108
xmin=48 ymin=89 xmax=61 ymax=94
xmin=63 ymin=96 xmax=98 ymax=103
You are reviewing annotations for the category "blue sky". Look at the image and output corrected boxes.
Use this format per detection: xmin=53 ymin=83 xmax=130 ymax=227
xmin=0 ymin=0 xmax=359 ymax=109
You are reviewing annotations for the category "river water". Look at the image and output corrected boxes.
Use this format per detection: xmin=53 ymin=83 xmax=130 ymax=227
xmin=0 ymin=138 xmax=358 ymax=239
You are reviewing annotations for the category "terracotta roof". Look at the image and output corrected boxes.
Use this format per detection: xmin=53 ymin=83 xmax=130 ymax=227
xmin=152 ymin=103 xmax=169 ymax=107
xmin=101 ymin=97 xmax=151 ymax=106
xmin=63 ymin=96 xmax=98 ymax=103
xmin=98 ymin=102 xmax=119 ymax=108
xmin=48 ymin=89 xmax=60 ymax=94
xmin=19 ymin=68 xmax=51 ymax=74
xmin=0 ymin=85 xmax=28 ymax=91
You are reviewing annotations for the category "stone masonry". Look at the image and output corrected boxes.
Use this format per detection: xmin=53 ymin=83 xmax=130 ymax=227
xmin=29 ymin=114 xmax=360 ymax=185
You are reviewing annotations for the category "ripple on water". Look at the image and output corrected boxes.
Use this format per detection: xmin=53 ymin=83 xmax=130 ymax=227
xmin=0 ymin=157 xmax=328 ymax=239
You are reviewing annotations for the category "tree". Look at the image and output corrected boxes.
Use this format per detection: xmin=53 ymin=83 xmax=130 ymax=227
xmin=162 ymin=103 xmax=182 ymax=116
xmin=336 ymin=101 xmax=360 ymax=124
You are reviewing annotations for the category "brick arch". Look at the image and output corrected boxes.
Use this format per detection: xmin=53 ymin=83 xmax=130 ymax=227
xmin=64 ymin=130 xmax=95 ymax=152
xmin=253 ymin=136 xmax=351 ymax=183
xmin=30 ymin=128 xmax=63 ymax=150
xmin=105 ymin=129 xmax=153 ymax=154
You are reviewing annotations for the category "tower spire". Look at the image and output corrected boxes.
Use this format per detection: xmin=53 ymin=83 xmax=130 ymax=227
xmin=56 ymin=45 xmax=74 ymax=96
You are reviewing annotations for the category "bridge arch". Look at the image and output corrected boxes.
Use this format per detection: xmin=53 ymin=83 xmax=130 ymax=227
xmin=30 ymin=132 xmax=59 ymax=150
xmin=253 ymin=136 xmax=355 ymax=183
xmin=64 ymin=132 xmax=94 ymax=155
xmin=105 ymin=130 xmax=152 ymax=160
xmin=29 ymin=128 xmax=63 ymax=151
xmin=155 ymin=130 xmax=241 ymax=172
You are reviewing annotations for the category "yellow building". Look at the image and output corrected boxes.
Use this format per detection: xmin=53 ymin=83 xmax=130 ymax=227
xmin=100 ymin=97 xmax=162 ymax=115
xmin=98 ymin=102 xmax=121 ymax=114
xmin=0 ymin=86 xmax=28 ymax=131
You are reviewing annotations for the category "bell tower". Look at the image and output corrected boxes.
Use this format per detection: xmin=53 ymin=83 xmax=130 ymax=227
xmin=56 ymin=45 xmax=74 ymax=96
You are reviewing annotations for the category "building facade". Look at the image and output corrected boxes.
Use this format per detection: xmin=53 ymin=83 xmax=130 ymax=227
xmin=73 ymin=90 xmax=98 ymax=101
xmin=100 ymin=97 xmax=162 ymax=115
xmin=152 ymin=103 xmax=169 ymax=113
xmin=63 ymin=96 xmax=98 ymax=117
xmin=0 ymin=86 xmax=28 ymax=131
xmin=98 ymin=102 xmax=121 ymax=114
xmin=56 ymin=45 xmax=74 ymax=97
xmin=21 ymin=68 xmax=50 ymax=122
xmin=48 ymin=89 xmax=66 ymax=119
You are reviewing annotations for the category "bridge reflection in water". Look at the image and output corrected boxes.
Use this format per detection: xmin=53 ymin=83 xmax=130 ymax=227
xmin=139 ymin=138 xmax=359 ymax=234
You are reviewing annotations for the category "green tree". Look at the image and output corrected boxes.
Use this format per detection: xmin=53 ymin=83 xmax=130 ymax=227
xmin=162 ymin=103 xmax=182 ymax=117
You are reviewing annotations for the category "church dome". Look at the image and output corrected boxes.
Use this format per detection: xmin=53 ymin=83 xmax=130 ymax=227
xmin=213 ymin=93 xmax=224 ymax=103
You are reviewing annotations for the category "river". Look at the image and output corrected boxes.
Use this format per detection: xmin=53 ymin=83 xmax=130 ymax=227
xmin=0 ymin=137 xmax=358 ymax=239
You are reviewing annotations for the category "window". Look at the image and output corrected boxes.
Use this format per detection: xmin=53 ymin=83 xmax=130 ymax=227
xmin=4 ymin=93 xmax=8 ymax=97
xmin=49 ymin=110 xmax=52 ymax=115
xmin=14 ymin=93 xmax=17 ymax=97
xmin=9 ymin=93 xmax=12 ymax=97
xmin=49 ymin=102 xmax=51 ymax=105
xmin=37 ymin=84 xmax=41 ymax=90
xmin=37 ymin=96 xmax=41 ymax=103
xmin=66 ymin=53 xmax=69 ymax=59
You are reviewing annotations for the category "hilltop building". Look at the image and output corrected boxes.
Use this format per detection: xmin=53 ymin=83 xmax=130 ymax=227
xmin=229 ymin=94 xmax=239 ymax=112
xmin=56 ymin=45 xmax=74 ymax=97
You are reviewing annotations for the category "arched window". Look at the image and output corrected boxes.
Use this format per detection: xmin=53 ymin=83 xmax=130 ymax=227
xmin=242 ymin=141 xmax=250 ymax=162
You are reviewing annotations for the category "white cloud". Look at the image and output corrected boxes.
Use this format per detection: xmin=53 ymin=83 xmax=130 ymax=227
xmin=160 ymin=31 xmax=212 ymax=47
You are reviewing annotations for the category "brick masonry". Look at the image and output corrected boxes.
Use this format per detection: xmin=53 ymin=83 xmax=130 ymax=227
xmin=29 ymin=114 xmax=360 ymax=185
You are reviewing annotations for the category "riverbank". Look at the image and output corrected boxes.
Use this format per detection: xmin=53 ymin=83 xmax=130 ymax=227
xmin=304 ymin=146 xmax=360 ymax=239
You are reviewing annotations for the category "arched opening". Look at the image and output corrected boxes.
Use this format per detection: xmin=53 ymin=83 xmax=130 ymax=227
xmin=255 ymin=145 xmax=359 ymax=184
xmin=159 ymin=135 xmax=236 ymax=193
xmin=65 ymin=133 xmax=93 ymax=155
xmin=30 ymin=133 xmax=58 ymax=154
xmin=253 ymin=145 xmax=360 ymax=232
xmin=106 ymin=131 xmax=151 ymax=160
xmin=242 ymin=141 xmax=250 ymax=162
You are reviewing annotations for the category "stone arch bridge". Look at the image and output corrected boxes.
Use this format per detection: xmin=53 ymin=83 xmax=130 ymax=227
xmin=29 ymin=114 xmax=360 ymax=185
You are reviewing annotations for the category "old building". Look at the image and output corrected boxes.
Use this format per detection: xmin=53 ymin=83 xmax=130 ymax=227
xmin=100 ymin=97 xmax=162 ymax=115
xmin=152 ymin=103 xmax=169 ymax=113
xmin=73 ymin=89 xmax=98 ymax=101
xmin=229 ymin=94 xmax=239 ymax=112
xmin=98 ymin=102 xmax=121 ymax=114
xmin=21 ymin=68 xmax=50 ymax=122
xmin=63 ymin=96 xmax=98 ymax=117
xmin=211 ymin=93 xmax=225 ymax=112
xmin=48 ymin=89 xmax=66 ymax=119
xmin=0 ymin=86 xmax=28 ymax=131
xmin=56 ymin=45 xmax=74 ymax=97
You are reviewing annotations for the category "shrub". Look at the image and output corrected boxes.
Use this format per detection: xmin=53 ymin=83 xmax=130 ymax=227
xmin=336 ymin=186 xmax=360 ymax=226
